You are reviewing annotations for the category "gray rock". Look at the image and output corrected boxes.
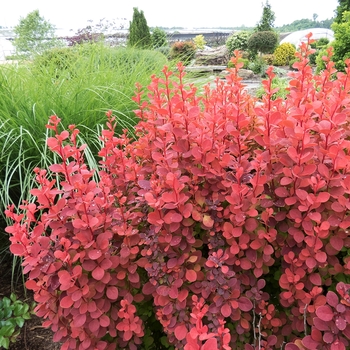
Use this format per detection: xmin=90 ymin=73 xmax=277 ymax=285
xmin=219 ymin=69 xmax=255 ymax=80
xmin=194 ymin=45 xmax=229 ymax=66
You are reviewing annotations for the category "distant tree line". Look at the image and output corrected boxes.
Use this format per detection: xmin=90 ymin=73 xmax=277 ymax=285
xmin=276 ymin=18 xmax=334 ymax=33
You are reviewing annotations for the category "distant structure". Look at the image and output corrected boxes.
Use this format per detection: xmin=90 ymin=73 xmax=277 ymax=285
xmin=281 ymin=28 xmax=334 ymax=47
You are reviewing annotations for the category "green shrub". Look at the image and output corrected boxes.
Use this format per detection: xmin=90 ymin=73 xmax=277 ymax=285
xmin=315 ymin=46 xmax=333 ymax=73
xmin=32 ymin=47 xmax=80 ymax=79
xmin=193 ymin=35 xmax=206 ymax=50
xmin=247 ymin=57 xmax=268 ymax=75
xmin=155 ymin=45 xmax=171 ymax=58
xmin=331 ymin=11 xmax=350 ymax=71
xmin=289 ymin=57 xmax=299 ymax=70
xmin=227 ymin=57 xmax=250 ymax=69
xmin=226 ymin=31 xmax=252 ymax=56
xmin=151 ymin=27 xmax=168 ymax=49
xmin=262 ymin=53 xmax=275 ymax=65
xmin=169 ymin=40 xmax=196 ymax=64
xmin=247 ymin=30 xmax=278 ymax=55
xmin=0 ymin=294 xmax=33 ymax=349
xmin=309 ymin=38 xmax=330 ymax=65
xmin=273 ymin=42 xmax=296 ymax=66
xmin=256 ymin=76 xmax=289 ymax=100
xmin=316 ymin=37 xmax=330 ymax=47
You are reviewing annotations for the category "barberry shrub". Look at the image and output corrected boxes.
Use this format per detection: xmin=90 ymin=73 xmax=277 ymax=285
xmin=6 ymin=33 xmax=350 ymax=350
xmin=169 ymin=40 xmax=196 ymax=65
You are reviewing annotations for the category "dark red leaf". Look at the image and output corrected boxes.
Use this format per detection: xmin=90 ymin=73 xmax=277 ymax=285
xmin=238 ymin=297 xmax=253 ymax=312
xmin=330 ymin=236 xmax=343 ymax=251
xmin=221 ymin=303 xmax=232 ymax=317
xmin=316 ymin=305 xmax=334 ymax=322
xmin=326 ymin=291 xmax=339 ymax=307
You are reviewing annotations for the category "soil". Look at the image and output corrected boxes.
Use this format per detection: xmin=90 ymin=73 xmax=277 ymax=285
xmin=0 ymin=253 xmax=61 ymax=350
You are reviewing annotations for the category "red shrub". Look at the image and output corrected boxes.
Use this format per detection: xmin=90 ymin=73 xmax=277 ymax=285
xmin=6 ymin=33 xmax=350 ymax=349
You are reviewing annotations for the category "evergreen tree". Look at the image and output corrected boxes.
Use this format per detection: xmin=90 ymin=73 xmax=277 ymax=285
xmin=335 ymin=0 xmax=350 ymax=23
xmin=128 ymin=8 xmax=151 ymax=49
xmin=256 ymin=1 xmax=275 ymax=32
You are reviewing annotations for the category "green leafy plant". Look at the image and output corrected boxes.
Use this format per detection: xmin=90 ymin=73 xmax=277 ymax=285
xmin=247 ymin=30 xmax=278 ymax=55
xmin=151 ymin=27 xmax=168 ymax=49
xmin=0 ymin=293 xmax=33 ymax=349
xmin=309 ymin=38 xmax=330 ymax=65
xmin=331 ymin=10 xmax=350 ymax=71
xmin=273 ymin=42 xmax=296 ymax=66
xmin=256 ymin=76 xmax=289 ymax=100
xmin=247 ymin=56 xmax=268 ymax=75
xmin=227 ymin=57 xmax=249 ymax=69
xmin=226 ymin=31 xmax=252 ymax=56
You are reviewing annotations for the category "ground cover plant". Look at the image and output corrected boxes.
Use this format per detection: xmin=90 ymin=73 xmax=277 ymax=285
xmin=6 ymin=34 xmax=350 ymax=349
xmin=0 ymin=293 xmax=33 ymax=349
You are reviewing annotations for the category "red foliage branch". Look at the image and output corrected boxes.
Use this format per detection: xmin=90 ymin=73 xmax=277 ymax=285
xmin=6 ymin=34 xmax=350 ymax=349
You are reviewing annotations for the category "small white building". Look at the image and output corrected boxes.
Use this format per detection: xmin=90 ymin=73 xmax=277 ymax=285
xmin=280 ymin=28 xmax=334 ymax=47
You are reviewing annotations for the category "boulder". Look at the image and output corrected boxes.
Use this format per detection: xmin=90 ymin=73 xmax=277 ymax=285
xmin=219 ymin=68 xmax=255 ymax=80
xmin=194 ymin=45 xmax=229 ymax=66
xmin=237 ymin=69 xmax=255 ymax=80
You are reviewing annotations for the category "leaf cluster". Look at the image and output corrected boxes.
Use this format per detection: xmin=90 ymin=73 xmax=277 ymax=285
xmin=6 ymin=36 xmax=350 ymax=350
xmin=151 ymin=27 xmax=168 ymax=49
xmin=273 ymin=43 xmax=296 ymax=66
xmin=247 ymin=31 xmax=278 ymax=55
xmin=226 ymin=31 xmax=252 ymax=56
xmin=0 ymin=293 xmax=33 ymax=349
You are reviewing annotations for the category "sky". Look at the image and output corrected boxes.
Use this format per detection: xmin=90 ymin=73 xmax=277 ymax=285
xmin=0 ymin=0 xmax=339 ymax=31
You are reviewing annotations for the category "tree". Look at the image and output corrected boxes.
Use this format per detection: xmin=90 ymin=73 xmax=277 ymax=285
xmin=313 ymin=13 xmax=318 ymax=22
xmin=13 ymin=10 xmax=60 ymax=56
xmin=128 ymin=8 xmax=151 ymax=49
xmin=335 ymin=0 xmax=350 ymax=22
xmin=151 ymin=27 xmax=168 ymax=49
xmin=247 ymin=30 xmax=278 ymax=55
xmin=256 ymin=0 xmax=275 ymax=32
xmin=331 ymin=11 xmax=350 ymax=70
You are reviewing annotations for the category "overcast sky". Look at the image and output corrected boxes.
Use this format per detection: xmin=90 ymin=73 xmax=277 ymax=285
xmin=0 ymin=0 xmax=338 ymax=30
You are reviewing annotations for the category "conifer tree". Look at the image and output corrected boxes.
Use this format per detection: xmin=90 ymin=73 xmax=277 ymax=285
xmin=128 ymin=8 xmax=151 ymax=49
xmin=256 ymin=1 xmax=275 ymax=32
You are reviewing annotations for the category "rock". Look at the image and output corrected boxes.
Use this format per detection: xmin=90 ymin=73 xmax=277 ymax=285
xmin=194 ymin=45 xmax=229 ymax=66
xmin=219 ymin=69 xmax=255 ymax=80
xmin=237 ymin=69 xmax=255 ymax=80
